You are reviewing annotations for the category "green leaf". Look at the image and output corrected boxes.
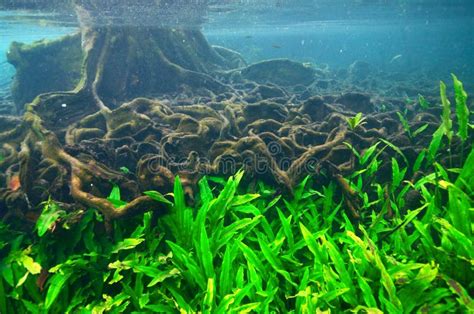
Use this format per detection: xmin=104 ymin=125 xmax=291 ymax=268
xmin=167 ymin=241 xmax=206 ymax=290
xmin=360 ymin=142 xmax=380 ymax=165
xmin=139 ymin=293 xmax=150 ymax=309
xmin=165 ymin=284 xmax=193 ymax=312
xmin=360 ymin=227 xmax=402 ymax=311
xmin=171 ymin=176 xmax=193 ymax=245
xmin=343 ymin=141 xmax=361 ymax=160
xmin=380 ymin=138 xmax=408 ymax=165
xmin=412 ymin=123 xmax=429 ymax=137
xmin=238 ymin=242 xmax=266 ymax=276
xmin=418 ymin=94 xmax=431 ymax=109
xmin=111 ymin=238 xmax=145 ymax=253
xmin=452 ymin=74 xmax=469 ymax=142
xmin=428 ymin=126 xmax=445 ymax=161
xmin=219 ymin=243 xmax=235 ymax=296
xmin=231 ymin=302 xmax=261 ymax=313
xmin=200 ymin=225 xmax=215 ymax=280
xmin=231 ymin=194 xmax=260 ymax=206
xmin=413 ymin=150 xmax=426 ymax=173
xmin=143 ymin=190 xmax=173 ymax=207
xmin=119 ymin=166 xmax=130 ymax=174
xmin=436 ymin=217 xmax=472 ymax=256
xmin=346 ymin=112 xmax=366 ymax=130
xmin=173 ymin=176 xmax=186 ymax=212
xmin=36 ymin=199 xmax=66 ymax=237
xmin=397 ymin=112 xmax=411 ymax=137
xmin=203 ymin=278 xmax=215 ymax=312
xmin=299 ymin=222 xmax=325 ymax=266
xmin=391 ymin=158 xmax=406 ymax=190
xmin=208 ymin=175 xmax=239 ymax=226
xmin=276 ymin=208 xmax=294 ymax=248
xmin=257 ymin=234 xmax=296 ymax=286
xmin=45 ymin=270 xmax=72 ymax=310
xmin=107 ymin=184 xmax=127 ymax=208
xmin=322 ymin=236 xmax=357 ymax=305
xmin=398 ymin=264 xmax=439 ymax=313
xmin=22 ymin=299 xmax=41 ymax=313
xmin=0 ymin=279 xmax=6 ymax=314
xmin=198 ymin=176 xmax=213 ymax=205
xmin=456 ymin=146 xmax=474 ymax=190
xmin=215 ymin=216 xmax=261 ymax=252
xmin=144 ymin=304 xmax=174 ymax=313
xmin=18 ymin=252 xmax=41 ymax=275
xmin=147 ymin=268 xmax=180 ymax=287
xmin=441 ymin=274 xmax=474 ymax=311
xmin=353 ymin=267 xmax=377 ymax=308
xmin=440 ymin=80 xmax=453 ymax=143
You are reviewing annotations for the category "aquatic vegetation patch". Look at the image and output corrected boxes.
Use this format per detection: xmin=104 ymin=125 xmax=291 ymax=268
xmin=0 ymin=76 xmax=472 ymax=312
xmin=0 ymin=1 xmax=472 ymax=311
xmin=0 ymin=141 xmax=472 ymax=312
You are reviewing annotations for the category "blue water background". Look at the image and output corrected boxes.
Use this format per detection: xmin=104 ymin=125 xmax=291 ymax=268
xmin=0 ymin=1 xmax=473 ymax=95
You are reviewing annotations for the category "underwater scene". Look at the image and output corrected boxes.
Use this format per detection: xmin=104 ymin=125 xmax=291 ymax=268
xmin=0 ymin=0 xmax=473 ymax=312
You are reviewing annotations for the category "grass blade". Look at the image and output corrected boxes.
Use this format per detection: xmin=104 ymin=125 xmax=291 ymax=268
xmin=451 ymin=74 xmax=469 ymax=142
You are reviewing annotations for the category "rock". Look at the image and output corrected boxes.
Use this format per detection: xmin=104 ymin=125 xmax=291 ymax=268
xmin=299 ymin=96 xmax=344 ymax=121
xmin=213 ymin=46 xmax=247 ymax=69
xmin=241 ymin=59 xmax=316 ymax=86
xmin=335 ymin=92 xmax=374 ymax=113
xmin=242 ymin=100 xmax=288 ymax=124
xmin=249 ymin=84 xmax=288 ymax=100
xmin=348 ymin=60 xmax=373 ymax=81
xmin=7 ymin=33 xmax=84 ymax=111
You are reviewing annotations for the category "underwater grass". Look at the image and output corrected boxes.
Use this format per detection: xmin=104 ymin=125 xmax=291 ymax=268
xmin=0 ymin=81 xmax=473 ymax=313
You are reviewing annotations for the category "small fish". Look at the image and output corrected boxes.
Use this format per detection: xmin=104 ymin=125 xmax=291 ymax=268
xmin=390 ymin=54 xmax=402 ymax=63
xmin=130 ymin=74 xmax=140 ymax=86
xmin=9 ymin=174 xmax=21 ymax=191
xmin=272 ymin=44 xmax=282 ymax=49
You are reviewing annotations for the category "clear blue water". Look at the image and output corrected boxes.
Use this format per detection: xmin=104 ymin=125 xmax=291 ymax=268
xmin=0 ymin=1 xmax=473 ymax=99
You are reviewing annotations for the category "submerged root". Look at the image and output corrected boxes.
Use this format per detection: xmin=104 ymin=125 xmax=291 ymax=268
xmin=1 ymin=2 xmax=467 ymax=226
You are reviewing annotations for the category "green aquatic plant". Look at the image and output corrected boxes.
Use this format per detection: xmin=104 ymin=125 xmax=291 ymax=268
xmin=435 ymin=76 xmax=471 ymax=164
xmin=1 ymin=145 xmax=473 ymax=312
xmin=440 ymin=81 xmax=453 ymax=145
xmin=119 ymin=166 xmax=131 ymax=175
xmin=0 ymin=77 xmax=472 ymax=312
xmin=418 ymin=94 xmax=431 ymax=109
xmin=107 ymin=183 xmax=128 ymax=208
xmin=396 ymin=110 xmax=428 ymax=140
xmin=35 ymin=198 xmax=66 ymax=237
xmin=452 ymin=74 xmax=469 ymax=142
xmin=345 ymin=112 xmax=366 ymax=130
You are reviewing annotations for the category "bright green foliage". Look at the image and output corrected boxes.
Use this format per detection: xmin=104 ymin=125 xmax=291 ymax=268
xmin=345 ymin=112 xmax=367 ymax=130
xmin=452 ymin=74 xmax=469 ymax=142
xmin=440 ymin=80 xmax=453 ymax=144
xmin=418 ymin=94 xmax=431 ymax=109
xmin=397 ymin=111 xmax=428 ymax=140
xmin=0 ymin=80 xmax=473 ymax=313
xmin=1 ymin=144 xmax=473 ymax=312
xmin=35 ymin=198 xmax=66 ymax=237
xmin=107 ymin=184 xmax=127 ymax=208
xmin=119 ymin=166 xmax=131 ymax=175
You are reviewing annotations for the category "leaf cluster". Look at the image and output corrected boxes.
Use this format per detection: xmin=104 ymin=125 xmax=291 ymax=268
xmin=0 ymin=77 xmax=472 ymax=313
